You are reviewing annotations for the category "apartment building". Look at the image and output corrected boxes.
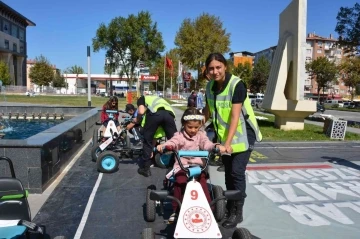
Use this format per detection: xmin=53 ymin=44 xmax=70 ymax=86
xmin=253 ymin=46 xmax=277 ymax=65
xmin=229 ymin=51 xmax=254 ymax=67
xmin=253 ymin=33 xmax=348 ymax=100
xmin=304 ymin=33 xmax=346 ymax=99
xmin=0 ymin=1 xmax=35 ymax=86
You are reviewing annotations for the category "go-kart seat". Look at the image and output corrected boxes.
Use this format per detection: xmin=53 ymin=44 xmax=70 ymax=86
xmin=0 ymin=156 xmax=43 ymax=238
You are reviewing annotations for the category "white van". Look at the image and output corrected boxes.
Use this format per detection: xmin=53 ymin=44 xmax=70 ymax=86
xmin=248 ymin=93 xmax=264 ymax=106
xmin=324 ymin=99 xmax=344 ymax=107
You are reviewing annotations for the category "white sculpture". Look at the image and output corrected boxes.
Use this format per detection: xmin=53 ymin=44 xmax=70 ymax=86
xmin=262 ymin=0 xmax=316 ymax=130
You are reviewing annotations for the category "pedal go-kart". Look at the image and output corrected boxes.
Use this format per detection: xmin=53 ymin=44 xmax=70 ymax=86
xmin=142 ymin=146 xmax=252 ymax=239
xmin=91 ymin=110 xmax=142 ymax=173
xmin=0 ymin=156 xmax=67 ymax=239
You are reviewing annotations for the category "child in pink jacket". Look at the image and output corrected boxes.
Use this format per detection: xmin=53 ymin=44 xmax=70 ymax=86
xmin=156 ymin=107 xmax=225 ymax=223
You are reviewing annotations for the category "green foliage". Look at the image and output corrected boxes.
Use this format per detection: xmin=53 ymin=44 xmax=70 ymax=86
xmin=52 ymin=70 xmax=66 ymax=88
xmin=339 ymin=56 xmax=360 ymax=101
xmin=29 ymin=55 xmax=54 ymax=89
xmin=0 ymin=61 xmax=11 ymax=85
xmin=231 ymin=61 xmax=253 ymax=87
xmin=250 ymin=56 xmax=270 ymax=93
xmin=92 ymin=11 xmax=165 ymax=88
xmin=306 ymin=56 xmax=338 ymax=101
xmin=335 ymin=3 xmax=360 ymax=54
xmin=65 ymin=65 xmax=84 ymax=74
xmin=174 ymin=13 xmax=230 ymax=70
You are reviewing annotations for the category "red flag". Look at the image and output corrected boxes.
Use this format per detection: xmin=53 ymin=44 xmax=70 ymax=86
xmin=165 ymin=57 xmax=173 ymax=70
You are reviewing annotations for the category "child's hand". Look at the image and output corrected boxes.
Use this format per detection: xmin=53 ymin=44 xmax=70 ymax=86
xmin=217 ymin=145 xmax=226 ymax=154
xmin=156 ymin=144 xmax=163 ymax=153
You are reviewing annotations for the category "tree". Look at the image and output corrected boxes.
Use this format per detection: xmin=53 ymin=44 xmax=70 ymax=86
xmin=66 ymin=65 xmax=84 ymax=75
xmin=338 ymin=56 xmax=360 ymax=101
xmin=250 ymin=56 xmax=270 ymax=93
xmin=64 ymin=65 xmax=84 ymax=94
xmin=305 ymin=56 xmax=338 ymax=102
xmin=92 ymin=11 xmax=165 ymax=93
xmin=335 ymin=3 xmax=360 ymax=54
xmin=52 ymin=69 xmax=66 ymax=88
xmin=175 ymin=13 xmax=230 ymax=70
xmin=29 ymin=55 xmax=54 ymax=92
xmin=231 ymin=61 xmax=253 ymax=88
xmin=0 ymin=61 xmax=11 ymax=85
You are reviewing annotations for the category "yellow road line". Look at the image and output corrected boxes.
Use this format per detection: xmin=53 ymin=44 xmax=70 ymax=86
xmin=249 ymin=151 xmax=268 ymax=163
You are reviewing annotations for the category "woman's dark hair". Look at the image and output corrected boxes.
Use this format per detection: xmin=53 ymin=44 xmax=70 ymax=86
xmin=205 ymin=53 xmax=227 ymax=69
xmin=181 ymin=107 xmax=203 ymax=126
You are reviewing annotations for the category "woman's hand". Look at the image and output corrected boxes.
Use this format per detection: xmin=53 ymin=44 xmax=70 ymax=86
xmin=224 ymin=143 xmax=233 ymax=154
xmin=216 ymin=145 xmax=227 ymax=154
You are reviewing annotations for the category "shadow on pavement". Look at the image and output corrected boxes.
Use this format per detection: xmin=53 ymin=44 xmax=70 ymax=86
xmin=323 ymin=156 xmax=360 ymax=171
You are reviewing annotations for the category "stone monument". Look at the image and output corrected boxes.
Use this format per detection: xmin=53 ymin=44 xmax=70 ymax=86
xmin=262 ymin=0 xmax=316 ymax=130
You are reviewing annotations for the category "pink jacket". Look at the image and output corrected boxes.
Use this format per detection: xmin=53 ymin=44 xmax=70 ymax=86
xmin=163 ymin=130 xmax=216 ymax=168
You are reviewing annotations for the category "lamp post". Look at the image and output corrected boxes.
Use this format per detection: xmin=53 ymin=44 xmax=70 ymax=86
xmin=87 ymin=46 xmax=91 ymax=107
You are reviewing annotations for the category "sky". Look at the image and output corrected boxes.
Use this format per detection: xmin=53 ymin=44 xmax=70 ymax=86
xmin=3 ymin=0 xmax=358 ymax=74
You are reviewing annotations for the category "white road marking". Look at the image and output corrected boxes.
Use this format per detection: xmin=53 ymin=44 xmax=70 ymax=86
xmin=74 ymin=172 xmax=103 ymax=239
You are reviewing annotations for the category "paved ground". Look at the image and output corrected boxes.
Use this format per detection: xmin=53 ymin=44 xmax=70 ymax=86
xmin=28 ymin=139 xmax=360 ymax=239
xmin=20 ymin=103 xmax=360 ymax=238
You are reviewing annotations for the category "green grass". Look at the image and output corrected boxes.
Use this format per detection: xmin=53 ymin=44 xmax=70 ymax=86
xmin=0 ymin=95 xmax=129 ymax=109
xmin=2 ymin=96 xmax=359 ymax=141
xmin=325 ymin=106 xmax=360 ymax=112
xmin=255 ymin=112 xmax=359 ymax=141
xmin=165 ymin=99 xmax=359 ymax=141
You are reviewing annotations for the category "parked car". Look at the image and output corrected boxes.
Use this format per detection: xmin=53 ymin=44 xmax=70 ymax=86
xmin=324 ymin=99 xmax=344 ymax=108
xmin=25 ymin=91 xmax=36 ymax=97
xmin=343 ymin=101 xmax=355 ymax=109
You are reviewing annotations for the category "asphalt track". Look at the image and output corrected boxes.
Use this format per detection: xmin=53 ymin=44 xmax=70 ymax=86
xmin=31 ymin=138 xmax=360 ymax=239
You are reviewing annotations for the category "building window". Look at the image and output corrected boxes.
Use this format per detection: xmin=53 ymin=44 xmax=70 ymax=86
xmin=19 ymin=29 xmax=24 ymax=41
xmin=306 ymin=49 xmax=311 ymax=55
xmin=11 ymin=25 xmax=18 ymax=38
xmin=317 ymin=49 xmax=322 ymax=54
xmin=336 ymin=50 xmax=342 ymax=55
xmin=13 ymin=43 xmax=17 ymax=52
xmin=3 ymin=21 xmax=9 ymax=34
xmin=4 ymin=40 xmax=9 ymax=49
xmin=318 ymin=41 xmax=323 ymax=46
xmin=20 ymin=42 xmax=24 ymax=53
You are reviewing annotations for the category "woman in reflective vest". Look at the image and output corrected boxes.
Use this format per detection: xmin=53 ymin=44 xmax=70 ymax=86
xmin=203 ymin=53 xmax=262 ymax=229
xmin=134 ymin=95 xmax=177 ymax=177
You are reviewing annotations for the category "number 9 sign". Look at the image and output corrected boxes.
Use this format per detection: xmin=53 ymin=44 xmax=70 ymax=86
xmin=191 ymin=190 xmax=198 ymax=200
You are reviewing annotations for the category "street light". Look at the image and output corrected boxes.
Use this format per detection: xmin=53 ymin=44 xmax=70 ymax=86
xmin=87 ymin=46 xmax=91 ymax=107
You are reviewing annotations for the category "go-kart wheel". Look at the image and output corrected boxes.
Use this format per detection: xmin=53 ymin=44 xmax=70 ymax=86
xmin=154 ymin=153 xmax=166 ymax=169
xmin=232 ymin=227 xmax=252 ymax=239
xmin=142 ymin=228 xmax=155 ymax=239
xmin=74 ymin=128 xmax=83 ymax=143
xmin=91 ymin=143 xmax=103 ymax=162
xmin=96 ymin=151 xmax=119 ymax=173
xmin=146 ymin=186 xmax=156 ymax=222
xmin=213 ymin=185 xmax=226 ymax=221
xmin=92 ymin=128 xmax=99 ymax=146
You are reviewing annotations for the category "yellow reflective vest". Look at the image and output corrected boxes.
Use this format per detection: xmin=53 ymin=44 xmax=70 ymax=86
xmin=140 ymin=96 xmax=175 ymax=139
xmin=206 ymin=75 xmax=262 ymax=153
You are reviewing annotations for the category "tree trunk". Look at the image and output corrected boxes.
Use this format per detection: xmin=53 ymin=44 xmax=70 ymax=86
xmin=317 ymin=88 xmax=321 ymax=102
